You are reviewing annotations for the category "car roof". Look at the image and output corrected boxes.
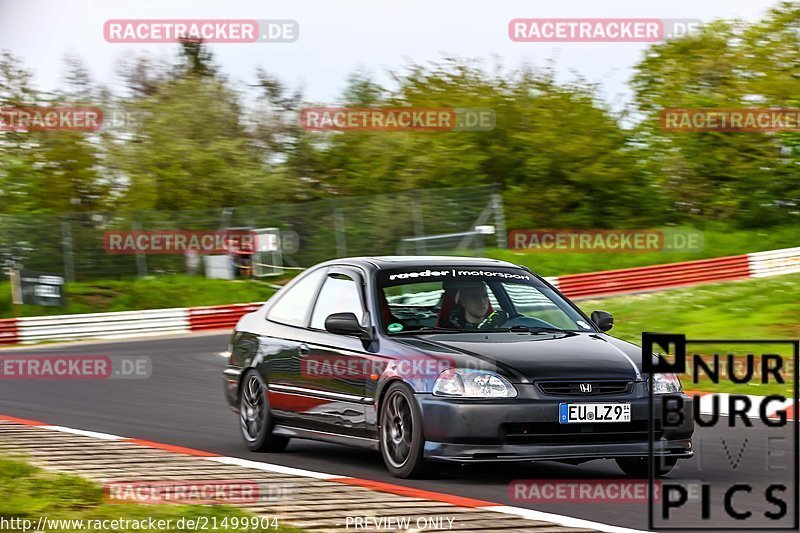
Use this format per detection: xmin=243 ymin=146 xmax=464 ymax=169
xmin=315 ymin=255 xmax=525 ymax=271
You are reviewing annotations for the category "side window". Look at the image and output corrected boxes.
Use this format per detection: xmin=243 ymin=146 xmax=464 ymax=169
xmin=267 ymin=268 xmax=325 ymax=327
xmin=383 ymin=282 xmax=443 ymax=306
xmin=310 ymin=273 xmax=365 ymax=330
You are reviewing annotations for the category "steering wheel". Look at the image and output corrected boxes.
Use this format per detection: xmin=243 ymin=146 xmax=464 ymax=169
xmin=477 ymin=309 xmax=509 ymax=329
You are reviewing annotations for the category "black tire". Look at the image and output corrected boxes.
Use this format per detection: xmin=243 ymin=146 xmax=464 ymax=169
xmin=616 ymin=456 xmax=677 ymax=478
xmin=379 ymin=382 xmax=432 ymax=478
xmin=239 ymin=370 xmax=289 ymax=452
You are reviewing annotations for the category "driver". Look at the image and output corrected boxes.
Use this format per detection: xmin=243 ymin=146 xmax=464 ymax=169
xmin=448 ymin=282 xmax=506 ymax=329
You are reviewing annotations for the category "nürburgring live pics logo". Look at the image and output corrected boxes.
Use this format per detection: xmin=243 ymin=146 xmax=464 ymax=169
xmin=644 ymin=333 xmax=799 ymax=530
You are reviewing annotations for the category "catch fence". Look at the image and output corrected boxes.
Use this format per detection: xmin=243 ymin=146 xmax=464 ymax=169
xmin=0 ymin=185 xmax=505 ymax=281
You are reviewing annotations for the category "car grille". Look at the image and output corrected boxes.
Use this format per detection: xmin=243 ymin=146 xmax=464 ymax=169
xmin=504 ymin=421 xmax=662 ymax=445
xmin=537 ymin=380 xmax=631 ymax=396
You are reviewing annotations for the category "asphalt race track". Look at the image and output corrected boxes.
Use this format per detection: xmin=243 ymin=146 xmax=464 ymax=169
xmin=1 ymin=333 xmax=796 ymax=531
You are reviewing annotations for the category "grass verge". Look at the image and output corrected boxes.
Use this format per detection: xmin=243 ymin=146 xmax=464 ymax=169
xmin=0 ymin=275 xmax=280 ymax=319
xmin=578 ymin=273 xmax=800 ymax=395
xmin=0 ymin=457 xmax=299 ymax=533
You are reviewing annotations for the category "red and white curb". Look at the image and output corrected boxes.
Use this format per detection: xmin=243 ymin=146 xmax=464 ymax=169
xmin=0 ymin=414 xmax=648 ymax=533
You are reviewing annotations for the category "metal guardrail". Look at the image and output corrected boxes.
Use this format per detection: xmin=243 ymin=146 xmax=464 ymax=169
xmin=0 ymin=304 xmax=264 ymax=345
xmin=0 ymin=318 xmax=19 ymax=345
xmin=14 ymin=308 xmax=191 ymax=343
xmin=749 ymin=246 xmax=800 ymax=278
xmin=557 ymin=255 xmax=752 ymax=299
xmin=188 ymin=303 xmax=263 ymax=331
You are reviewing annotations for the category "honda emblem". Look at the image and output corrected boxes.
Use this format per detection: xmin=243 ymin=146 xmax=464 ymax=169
xmin=579 ymin=383 xmax=592 ymax=393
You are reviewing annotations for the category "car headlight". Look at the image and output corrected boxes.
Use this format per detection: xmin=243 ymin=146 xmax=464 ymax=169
xmin=650 ymin=373 xmax=683 ymax=394
xmin=433 ymin=368 xmax=517 ymax=398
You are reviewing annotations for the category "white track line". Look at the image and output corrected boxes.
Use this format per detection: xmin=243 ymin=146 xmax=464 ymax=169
xmin=481 ymin=506 xmax=649 ymax=533
xmin=41 ymin=425 xmax=125 ymax=440
xmin=205 ymin=455 xmax=343 ymax=480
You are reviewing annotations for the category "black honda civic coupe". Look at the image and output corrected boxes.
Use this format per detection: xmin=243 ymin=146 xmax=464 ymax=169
xmin=223 ymin=256 xmax=693 ymax=478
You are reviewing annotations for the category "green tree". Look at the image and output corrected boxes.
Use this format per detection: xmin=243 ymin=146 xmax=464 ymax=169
xmin=0 ymin=52 xmax=107 ymax=215
xmin=109 ymin=40 xmax=265 ymax=212
xmin=631 ymin=2 xmax=800 ymax=227
xmin=304 ymin=60 xmax=654 ymax=229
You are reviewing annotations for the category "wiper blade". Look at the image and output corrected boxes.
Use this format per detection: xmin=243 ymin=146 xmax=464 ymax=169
xmin=391 ymin=327 xmax=474 ymax=335
xmin=483 ymin=325 xmax=569 ymax=333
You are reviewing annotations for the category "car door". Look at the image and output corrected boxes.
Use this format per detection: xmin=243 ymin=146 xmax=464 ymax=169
xmin=259 ymin=266 xmax=328 ymax=423
xmin=291 ymin=266 xmax=375 ymax=436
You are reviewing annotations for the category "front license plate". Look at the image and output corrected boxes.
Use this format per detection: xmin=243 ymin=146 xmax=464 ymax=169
xmin=559 ymin=402 xmax=631 ymax=424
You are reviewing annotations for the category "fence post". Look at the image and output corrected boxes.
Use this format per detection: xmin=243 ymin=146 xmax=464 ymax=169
xmin=61 ymin=219 xmax=76 ymax=282
xmin=491 ymin=191 xmax=507 ymax=249
xmin=220 ymin=207 xmax=233 ymax=229
xmin=333 ymin=205 xmax=347 ymax=258
xmin=132 ymin=221 xmax=148 ymax=277
xmin=9 ymin=269 xmax=22 ymax=304
xmin=411 ymin=192 xmax=426 ymax=255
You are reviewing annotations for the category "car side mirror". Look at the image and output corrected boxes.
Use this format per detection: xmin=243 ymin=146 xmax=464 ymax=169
xmin=325 ymin=312 xmax=373 ymax=341
xmin=590 ymin=310 xmax=614 ymax=332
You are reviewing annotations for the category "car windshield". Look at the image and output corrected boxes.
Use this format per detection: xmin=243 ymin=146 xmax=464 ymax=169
xmin=376 ymin=266 xmax=594 ymax=334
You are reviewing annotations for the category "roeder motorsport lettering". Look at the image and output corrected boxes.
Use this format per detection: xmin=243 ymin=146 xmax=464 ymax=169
xmin=388 ymin=269 xmax=531 ymax=281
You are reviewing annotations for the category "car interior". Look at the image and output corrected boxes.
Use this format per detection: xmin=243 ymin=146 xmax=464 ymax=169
xmin=379 ymin=280 xmax=503 ymax=331
xmin=379 ymin=279 xmax=582 ymax=333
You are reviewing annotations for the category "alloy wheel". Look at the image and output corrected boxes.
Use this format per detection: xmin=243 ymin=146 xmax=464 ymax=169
xmin=382 ymin=391 xmax=414 ymax=468
xmin=240 ymin=375 xmax=265 ymax=442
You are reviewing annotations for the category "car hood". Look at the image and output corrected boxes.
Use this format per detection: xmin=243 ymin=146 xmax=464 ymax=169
xmin=393 ymin=332 xmax=644 ymax=382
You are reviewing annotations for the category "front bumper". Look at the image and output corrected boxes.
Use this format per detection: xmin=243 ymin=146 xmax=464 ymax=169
xmin=417 ymin=385 xmax=694 ymax=463
xmin=424 ymin=439 xmax=693 ymax=463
